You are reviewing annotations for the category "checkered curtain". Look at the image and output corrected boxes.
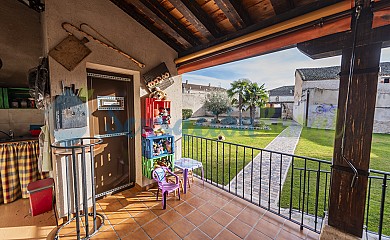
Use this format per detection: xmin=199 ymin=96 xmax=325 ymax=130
xmin=0 ymin=141 xmax=49 ymax=204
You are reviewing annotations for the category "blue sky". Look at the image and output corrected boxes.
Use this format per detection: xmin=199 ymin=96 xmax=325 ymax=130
xmin=182 ymin=47 xmax=390 ymax=90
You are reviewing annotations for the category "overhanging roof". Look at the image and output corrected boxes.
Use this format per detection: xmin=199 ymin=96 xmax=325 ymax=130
xmin=110 ymin=0 xmax=390 ymax=73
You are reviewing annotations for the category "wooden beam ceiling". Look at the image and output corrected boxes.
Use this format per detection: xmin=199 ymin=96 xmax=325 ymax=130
xmin=169 ymin=0 xmax=223 ymax=40
xmin=130 ymin=0 xmax=191 ymax=48
xmin=110 ymin=0 xmax=184 ymax=52
xmin=138 ymin=0 xmax=202 ymax=46
xmin=177 ymin=16 xmax=351 ymax=74
xmin=214 ymin=0 xmax=248 ymax=30
xmin=297 ymin=24 xmax=390 ymax=59
xmin=270 ymin=0 xmax=295 ymax=15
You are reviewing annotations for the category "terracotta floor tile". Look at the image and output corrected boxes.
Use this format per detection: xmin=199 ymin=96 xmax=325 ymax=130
xmin=153 ymin=227 xmax=181 ymax=240
xmin=175 ymin=202 xmax=195 ymax=216
xmin=227 ymin=219 xmax=252 ymax=239
xmin=198 ymin=203 xmax=219 ymax=216
xmin=160 ymin=209 xmax=183 ymax=226
xmin=90 ymin=228 xmax=119 ymax=240
xmin=237 ymin=207 xmax=263 ymax=227
xmin=150 ymin=204 xmax=171 ymax=216
xmin=222 ymin=202 xmax=244 ymax=217
xmin=215 ymin=229 xmax=241 ymax=240
xmin=171 ymin=217 xmax=196 ymax=238
xmin=105 ymin=210 xmax=132 ymax=225
xmin=209 ymin=196 xmax=229 ymax=208
xmin=113 ymin=218 xmax=139 ymax=238
xmin=186 ymin=210 xmax=208 ymax=226
xmin=142 ymin=218 xmax=168 ymax=238
xmin=199 ymin=218 xmax=224 ymax=238
xmin=255 ymin=218 xmax=282 ymax=239
xmin=167 ymin=197 xmax=184 ymax=208
xmin=124 ymin=202 xmax=149 ymax=216
xmin=282 ymin=220 xmax=308 ymax=239
xmin=186 ymin=196 xmax=206 ymax=208
xmin=184 ymin=229 xmax=211 ymax=240
xmin=261 ymin=211 xmax=286 ymax=227
xmin=133 ymin=210 xmax=157 ymax=226
xmin=211 ymin=210 xmax=234 ymax=226
xmin=277 ymin=229 xmax=304 ymax=240
xmin=121 ymin=228 xmax=150 ymax=240
xmin=246 ymin=229 xmax=272 ymax=240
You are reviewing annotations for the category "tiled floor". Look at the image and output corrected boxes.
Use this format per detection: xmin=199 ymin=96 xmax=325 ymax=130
xmin=0 ymin=180 xmax=320 ymax=239
xmin=90 ymin=180 xmax=319 ymax=239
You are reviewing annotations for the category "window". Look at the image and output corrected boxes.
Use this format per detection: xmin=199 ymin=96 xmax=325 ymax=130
xmin=384 ymin=78 xmax=389 ymax=83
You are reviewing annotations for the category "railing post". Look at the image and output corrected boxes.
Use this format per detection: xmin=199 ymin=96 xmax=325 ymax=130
xmin=378 ymin=174 xmax=387 ymax=240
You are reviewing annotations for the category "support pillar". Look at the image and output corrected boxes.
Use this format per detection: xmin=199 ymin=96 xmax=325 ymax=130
xmin=327 ymin=2 xmax=382 ymax=237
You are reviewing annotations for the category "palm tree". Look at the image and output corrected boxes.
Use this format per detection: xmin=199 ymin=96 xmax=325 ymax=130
xmin=227 ymin=79 xmax=251 ymax=125
xmin=243 ymin=82 xmax=268 ymax=126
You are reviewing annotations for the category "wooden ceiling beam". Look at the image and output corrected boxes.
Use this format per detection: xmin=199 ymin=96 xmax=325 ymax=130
xmin=130 ymin=0 xmax=191 ymax=48
xmin=270 ymin=0 xmax=295 ymax=15
xmin=139 ymin=0 xmax=202 ymax=46
xmin=214 ymin=0 xmax=247 ymax=30
xmin=177 ymin=16 xmax=351 ymax=74
xmin=227 ymin=0 xmax=253 ymax=27
xmin=297 ymin=24 xmax=390 ymax=59
xmin=176 ymin=0 xmax=349 ymax=63
xmin=169 ymin=0 xmax=222 ymax=40
xmin=110 ymin=0 xmax=184 ymax=52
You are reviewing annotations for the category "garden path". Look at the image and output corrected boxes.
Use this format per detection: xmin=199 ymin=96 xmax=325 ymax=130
xmin=228 ymin=125 xmax=303 ymax=210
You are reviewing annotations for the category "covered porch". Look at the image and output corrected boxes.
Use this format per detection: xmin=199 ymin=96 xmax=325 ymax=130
xmin=0 ymin=178 xmax=318 ymax=240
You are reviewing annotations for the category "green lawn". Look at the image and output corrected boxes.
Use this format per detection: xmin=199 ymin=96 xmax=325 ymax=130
xmin=280 ymin=127 xmax=390 ymax=235
xmin=182 ymin=120 xmax=286 ymax=185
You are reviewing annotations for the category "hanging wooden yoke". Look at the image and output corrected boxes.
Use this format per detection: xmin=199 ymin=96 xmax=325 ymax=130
xmin=62 ymin=22 xmax=146 ymax=68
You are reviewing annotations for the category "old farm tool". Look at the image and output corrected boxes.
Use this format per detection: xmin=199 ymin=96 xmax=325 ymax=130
xmin=61 ymin=22 xmax=145 ymax=68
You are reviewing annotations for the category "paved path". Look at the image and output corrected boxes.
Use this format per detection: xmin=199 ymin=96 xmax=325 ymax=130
xmin=228 ymin=125 xmax=303 ymax=210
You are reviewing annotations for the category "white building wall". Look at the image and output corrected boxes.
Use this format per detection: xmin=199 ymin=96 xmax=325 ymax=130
xmin=294 ymin=73 xmax=390 ymax=133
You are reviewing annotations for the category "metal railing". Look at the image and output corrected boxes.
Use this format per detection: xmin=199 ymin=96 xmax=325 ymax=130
xmin=182 ymin=134 xmax=389 ymax=239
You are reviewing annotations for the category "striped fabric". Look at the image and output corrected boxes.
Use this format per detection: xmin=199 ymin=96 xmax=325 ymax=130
xmin=0 ymin=140 xmax=49 ymax=204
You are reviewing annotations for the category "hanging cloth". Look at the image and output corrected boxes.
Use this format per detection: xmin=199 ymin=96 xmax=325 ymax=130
xmin=38 ymin=124 xmax=52 ymax=172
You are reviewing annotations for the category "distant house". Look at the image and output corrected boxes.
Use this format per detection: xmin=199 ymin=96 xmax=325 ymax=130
xmin=293 ymin=62 xmax=390 ymax=133
xmin=268 ymin=86 xmax=294 ymax=119
xmin=182 ymin=80 xmax=260 ymax=119
xmin=182 ymin=80 xmax=225 ymax=117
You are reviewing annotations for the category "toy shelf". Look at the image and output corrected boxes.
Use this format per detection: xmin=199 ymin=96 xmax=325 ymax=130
xmin=142 ymin=135 xmax=174 ymax=159
xmin=141 ymin=135 xmax=175 ymax=179
xmin=142 ymin=154 xmax=175 ymax=179
xmin=145 ymin=98 xmax=171 ymax=127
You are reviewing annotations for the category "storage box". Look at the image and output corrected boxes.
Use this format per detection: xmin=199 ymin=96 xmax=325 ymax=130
xmin=142 ymin=135 xmax=174 ymax=159
xmin=27 ymin=178 xmax=54 ymax=216
xmin=142 ymin=154 xmax=175 ymax=179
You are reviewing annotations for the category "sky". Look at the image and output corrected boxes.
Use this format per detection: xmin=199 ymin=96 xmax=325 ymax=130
xmin=182 ymin=47 xmax=390 ymax=90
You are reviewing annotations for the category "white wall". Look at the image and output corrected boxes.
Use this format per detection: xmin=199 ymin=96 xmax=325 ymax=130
xmin=42 ymin=0 xmax=181 ymax=217
xmin=294 ymin=73 xmax=390 ymax=133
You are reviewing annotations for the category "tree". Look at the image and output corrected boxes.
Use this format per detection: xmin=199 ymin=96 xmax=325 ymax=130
xmin=227 ymin=79 xmax=251 ymax=125
xmin=243 ymin=82 xmax=268 ymax=125
xmin=204 ymin=91 xmax=231 ymax=121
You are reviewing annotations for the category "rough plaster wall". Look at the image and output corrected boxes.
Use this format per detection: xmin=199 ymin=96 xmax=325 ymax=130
xmin=0 ymin=109 xmax=44 ymax=136
xmin=269 ymin=96 xmax=294 ymax=103
xmin=43 ymin=0 xmax=180 ymax=217
xmin=293 ymin=72 xmax=305 ymax=124
xmin=182 ymin=93 xmax=207 ymax=117
xmin=0 ymin=0 xmax=42 ymax=87
xmin=297 ymin=80 xmax=390 ymax=133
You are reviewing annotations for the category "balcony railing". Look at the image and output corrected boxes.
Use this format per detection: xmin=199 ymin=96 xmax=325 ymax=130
xmin=182 ymin=134 xmax=389 ymax=239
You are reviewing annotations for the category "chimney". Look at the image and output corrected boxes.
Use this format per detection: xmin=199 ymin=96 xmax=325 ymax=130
xmin=208 ymin=83 xmax=211 ymax=87
xmin=186 ymin=80 xmax=188 ymax=85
